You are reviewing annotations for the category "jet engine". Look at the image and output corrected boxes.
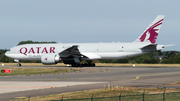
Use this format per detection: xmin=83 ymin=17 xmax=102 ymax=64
xmin=41 ymin=54 xmax=60 ymax=64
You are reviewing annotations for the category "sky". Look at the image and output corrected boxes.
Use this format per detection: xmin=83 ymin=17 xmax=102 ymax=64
xmin=0 ymin=0 xmax=179 ymax=51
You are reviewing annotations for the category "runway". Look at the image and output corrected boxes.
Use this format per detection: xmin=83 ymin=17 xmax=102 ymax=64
xmin=0 ymin=66 xmax=180 ymax=101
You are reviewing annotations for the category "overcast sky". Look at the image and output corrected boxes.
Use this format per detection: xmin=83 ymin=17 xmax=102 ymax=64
xmin=0 ymin=0 xmax=179 ymax=51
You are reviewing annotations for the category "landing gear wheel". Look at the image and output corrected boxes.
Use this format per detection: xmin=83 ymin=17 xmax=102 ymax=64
xmin=71 ymin=64 xmax=75 ymax=67
xmin=71 ymin=63 xmax=95 ymax=67
xmin=71 ymin=64 xmax=80 ymax=67
xmin=75 ymin=64 xmax=79 ymax=67
xmin=79 ymin=64 xmax=82 ymax=67
xmin=17 ymin=63 xmax=21 ymax=67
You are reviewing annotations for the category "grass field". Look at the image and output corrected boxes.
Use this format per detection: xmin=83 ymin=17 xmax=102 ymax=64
xmin=95 ymin=63 xmax=180 ymax=67
xmin=1 ymin=63 xmax=180 ymax=67
xmin=12 ymin=87 xmax=180 ymax=101
xmin=0 ymin=67 xmax=76 ymax=76
xmin=0 ymin=63 xmax=67 ymax=66
xmin=1 ymin=63 xmax=179 ymax=76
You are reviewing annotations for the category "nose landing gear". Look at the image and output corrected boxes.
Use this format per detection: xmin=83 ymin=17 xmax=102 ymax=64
xmin=14 ymin=59 xmax=21 ymax=67
xmin=17 ymin=63 xmax=21 ymax=67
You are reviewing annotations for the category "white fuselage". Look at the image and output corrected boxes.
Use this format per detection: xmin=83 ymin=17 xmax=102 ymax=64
xmin=5 ymin=42 xmax=150 ymax=61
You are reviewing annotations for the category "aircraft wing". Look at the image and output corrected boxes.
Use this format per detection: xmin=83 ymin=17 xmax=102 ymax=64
xmin=59 ymin=45 xmax=101 ymax=63
xmin=59 ymin=45 xmax=81 ymax=58
xmin=59 ymin=45 xmax=83 ymax=63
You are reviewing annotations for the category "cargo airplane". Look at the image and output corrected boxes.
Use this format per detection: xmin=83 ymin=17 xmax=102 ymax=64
xmin=5 ymin=15 xmax=165 ymax=67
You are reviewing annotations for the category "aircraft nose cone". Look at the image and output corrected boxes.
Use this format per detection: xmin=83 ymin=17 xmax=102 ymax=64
xmin=5 ymin=51 xmax=11 ymax=57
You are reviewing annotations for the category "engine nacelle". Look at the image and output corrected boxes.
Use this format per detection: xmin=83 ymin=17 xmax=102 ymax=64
xmin=41 ymin=54 xmax=60 ymax=65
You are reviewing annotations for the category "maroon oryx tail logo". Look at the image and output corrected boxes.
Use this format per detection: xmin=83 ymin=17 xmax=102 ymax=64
xmin=139 ymin=19 xmax=164 ymax=44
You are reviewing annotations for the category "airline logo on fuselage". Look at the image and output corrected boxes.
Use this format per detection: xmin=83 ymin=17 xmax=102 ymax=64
xmin=20 ymin=47 xmax=55 ymax=55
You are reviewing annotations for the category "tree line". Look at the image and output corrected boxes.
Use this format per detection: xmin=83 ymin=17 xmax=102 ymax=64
xmin=100 ymin=51 xmax=180 ymax=64
xmin=17 ymin=40 xmax=57 ymax=46
xmin=0 ymin=40 xmax=180 ymax=64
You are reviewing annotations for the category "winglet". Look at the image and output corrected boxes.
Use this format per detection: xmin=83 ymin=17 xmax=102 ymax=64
xmin=134 ymin=15 xmax=165 ymax=44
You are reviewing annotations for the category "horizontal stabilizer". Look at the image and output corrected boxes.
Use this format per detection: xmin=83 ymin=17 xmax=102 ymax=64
xmin=140 ymin=44 xmax=157 ymax=52
xmin=140 ymin=44 xmax=157 ymax=50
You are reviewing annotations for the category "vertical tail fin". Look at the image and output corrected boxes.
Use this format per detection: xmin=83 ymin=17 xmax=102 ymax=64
xmin=134 ymin=15 xmax=165 ymax=44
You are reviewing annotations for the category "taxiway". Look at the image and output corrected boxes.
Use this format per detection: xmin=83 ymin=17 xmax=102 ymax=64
xmin=0 ymin=66 xmax=180 ymax=101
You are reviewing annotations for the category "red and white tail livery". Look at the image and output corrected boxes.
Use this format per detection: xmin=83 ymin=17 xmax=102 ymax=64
xmin=134 ymin=15 xmax=164 ymax=44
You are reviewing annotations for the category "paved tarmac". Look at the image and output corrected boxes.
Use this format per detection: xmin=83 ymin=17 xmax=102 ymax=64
xmin=0 ymin=66 xmax=180 ymax=101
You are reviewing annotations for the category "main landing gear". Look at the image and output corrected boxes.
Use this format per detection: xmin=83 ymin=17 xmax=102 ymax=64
xmin=71 ymin=63 xmax=95 ymax=67
xmin=71 ymin=60 xmax=95 ymax=67
xmin=14 ymin=59 xmax=21 ymax=67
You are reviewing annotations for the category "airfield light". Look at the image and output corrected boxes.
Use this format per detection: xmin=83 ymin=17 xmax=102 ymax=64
xmin=1 ymin=69 xmax=11 ymax=73
xmin=1 ymin=69 xmax=4 ymax=73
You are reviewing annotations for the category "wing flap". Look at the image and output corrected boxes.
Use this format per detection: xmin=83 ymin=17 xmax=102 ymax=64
xmin=81 ymin=53 xmax=101 ymax=60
